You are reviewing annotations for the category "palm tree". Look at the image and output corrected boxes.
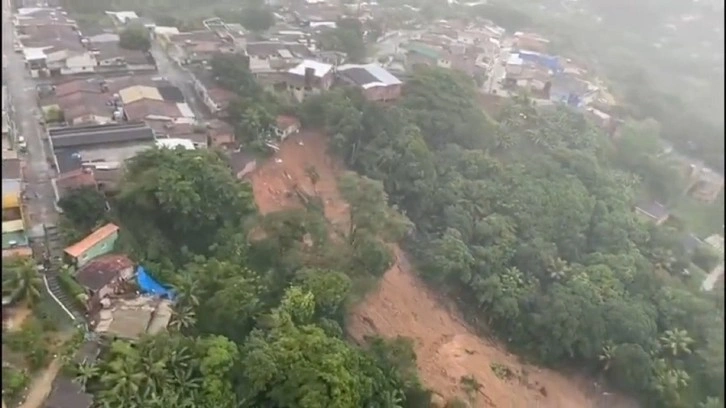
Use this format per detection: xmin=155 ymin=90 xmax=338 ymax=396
xmin=547 ymin=257 xmax=571 ymax=281
xmin=101 ymin=359 xmax=146 ymax=400
xmin=3 ymin=257 xmax=43 ymax=307
xmin=171 ymin=273 xmax=200 ymax=309
xmin=660 ymin=328 xmax=694 ymax=357
xmin=74 ymin=362 xmax=99 ymax=390
xmin=380 ymin=388 xmax=404 ymax=408
xmin=169 ymin=306 xmax=197 ymax=332
xmin=598 ymin=342 xmax=618 ymax=372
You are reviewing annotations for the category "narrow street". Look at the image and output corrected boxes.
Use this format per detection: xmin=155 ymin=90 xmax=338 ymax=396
xmin=2 ymin=0 xmax=58 ymax=239
xmin=149 ymin=42 xmax=209 ymax=120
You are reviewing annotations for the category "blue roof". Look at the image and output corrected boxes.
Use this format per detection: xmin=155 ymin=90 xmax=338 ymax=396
xmin=136 ymin=266 xmax=175 ymax=300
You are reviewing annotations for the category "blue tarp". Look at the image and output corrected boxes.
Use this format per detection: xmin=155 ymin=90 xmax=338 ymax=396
xmin=518 ymin=51 xmax=562 ymax=74
xmin=136 ymin=266 xmax=175 ymax=300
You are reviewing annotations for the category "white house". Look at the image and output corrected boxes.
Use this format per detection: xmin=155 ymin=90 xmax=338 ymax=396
xmin=61 ymin=52 xmax=97 ymax=75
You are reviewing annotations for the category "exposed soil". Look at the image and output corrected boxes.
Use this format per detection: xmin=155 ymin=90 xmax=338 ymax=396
xmin=3 ymin=304 xmax=33 ymax=332
xmin=16 ymin=358 xmax=63 ymax=408
xmin=250 ymin=129 xmax=350 ymax=231
xmin=248 ymin=131 xmax=639 ymax=408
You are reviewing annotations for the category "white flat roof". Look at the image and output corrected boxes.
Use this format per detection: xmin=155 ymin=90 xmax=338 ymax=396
xmin=154 ymin=26 xmax=180 ymax=36
xmin=105 ymin=11 xmax=139 ymax=22
xmin=507 ymin=53 xmax=523 ymax=66
xmin=156 ymin=138 xmax=195 ymax=150
xmin=23 ymin=47 xmax=46 ymax=61
xmin=288 ymin=60 xmax=333 ymax=78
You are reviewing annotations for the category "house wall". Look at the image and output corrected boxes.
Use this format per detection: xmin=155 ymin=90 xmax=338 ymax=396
xmin=2 ymin=193 xmax=20 ymax=210
xmin=61 ymin=53 xmax=97 ymax=75
xmin=192 ymin=78 xmax=220 ymax=114
xmin=363 ymin=84 xmax=401 ymax=102
xmin=88 ymin=265 xmax=134 ymax=311
xmin=209 ymin=132 xmax=234 ymax=147
xmin=74 ymin=232 xmax=119 ymax=267
xmin=405 ymin=52 xmax=435 ymax=70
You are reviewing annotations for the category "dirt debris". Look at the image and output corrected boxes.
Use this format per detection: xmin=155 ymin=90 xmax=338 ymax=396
xmin=248 ymin=131 xmax=638 ymax=408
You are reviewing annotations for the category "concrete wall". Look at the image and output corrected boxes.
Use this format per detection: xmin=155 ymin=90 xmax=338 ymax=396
xmin=75 ymin=232 xmax=119 ymax=267
xmin=363 ymin=84 xmax=402 ymax=102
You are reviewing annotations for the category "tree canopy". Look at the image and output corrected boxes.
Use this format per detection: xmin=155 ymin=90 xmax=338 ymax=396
xmin=297 ymin=67 xmax=725 ymax=408
xmin=68 ymin=63 xmax=722 ymax=408
xmin=118 ymin=24 xmax=151 ymax=52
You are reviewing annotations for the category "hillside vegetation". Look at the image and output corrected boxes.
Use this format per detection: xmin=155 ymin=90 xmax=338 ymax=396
xmin=59 ymin=64 xmax=724 ymax=408
xmin=299 ymin=68 xmax=724 ymax=408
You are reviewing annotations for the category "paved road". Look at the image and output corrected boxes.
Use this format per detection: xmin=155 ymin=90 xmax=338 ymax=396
xmin=149 ymin=42 xmax=209 ymax=120
xmin=2 ymin=1 xmax=58 ymax=238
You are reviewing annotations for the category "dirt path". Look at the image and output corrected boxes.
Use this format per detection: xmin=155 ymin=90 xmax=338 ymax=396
xmin=17 ymin=358 xmax=63 ymax=408
xmin=249 ymin=132 xmax=638 ymax=408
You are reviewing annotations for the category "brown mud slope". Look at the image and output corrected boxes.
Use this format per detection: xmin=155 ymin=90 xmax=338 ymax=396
xmin=250 ymin=132 xmax=637 ymax=408
xmin=250 ymin=130 xmax=349 ymax=231
xmin=348 ymin=247 xmax=639 ymax=408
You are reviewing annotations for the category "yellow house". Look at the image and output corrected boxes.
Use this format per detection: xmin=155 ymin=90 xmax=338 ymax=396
xmin=2 ymin=179 xmax=21 ymax=211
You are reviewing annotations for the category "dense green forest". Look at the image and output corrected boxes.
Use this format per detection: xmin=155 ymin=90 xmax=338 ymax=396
xmin=297 ymin=68 xmax=725 ymax=408
xmin=59 ymin=64 xmax=723 ymax=408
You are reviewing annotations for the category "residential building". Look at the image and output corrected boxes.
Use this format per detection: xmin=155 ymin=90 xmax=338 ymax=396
xmin=286 ymin=60 xmax=334 ymax=102
xmin=405 ymin=43 xmax=443 ymax=69
xmin=206 ymin=119 xmax=235 ymax=148
xmin=160 ymin=30 xmax=240 ymax=65
xmin=336 ymin=63 xmax=403 ymax=102
xmin=156 ymin=138 xmax=196 ymax=150
xmin=686 ymin=164 xmax=724 ymax=204
xmin=51 ymin=168 xmax=97 ymax=202
xmin=190 ymin=66 xmax=238 ymax=117
xmin=90 ymin=42 xmax=156 ymax=72
xmin=74 ymin=254 xmax=135 ymax=312
xmin=2 ymin=156 xmax=30 ymax=259
xmin=245 ymin=41 xmax=315 ymax=74
xmin=274 ymin=115 xmax=301 ymax=141
xmin=64 ymin=223 xmax=120 ymax=267
xmin=148 ymin=121 xmax=208 ymax=149
xmin=48 ymin=122 xmax=156 ymax=175
xmin=634 ymin=201 xmax=670 ymax=225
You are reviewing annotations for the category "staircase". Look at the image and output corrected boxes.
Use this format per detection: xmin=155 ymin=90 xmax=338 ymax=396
xmin=44 ymin=272 xmax=85 ymax=322
xmin=40 ymin=223 xmax=86 ymax=323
